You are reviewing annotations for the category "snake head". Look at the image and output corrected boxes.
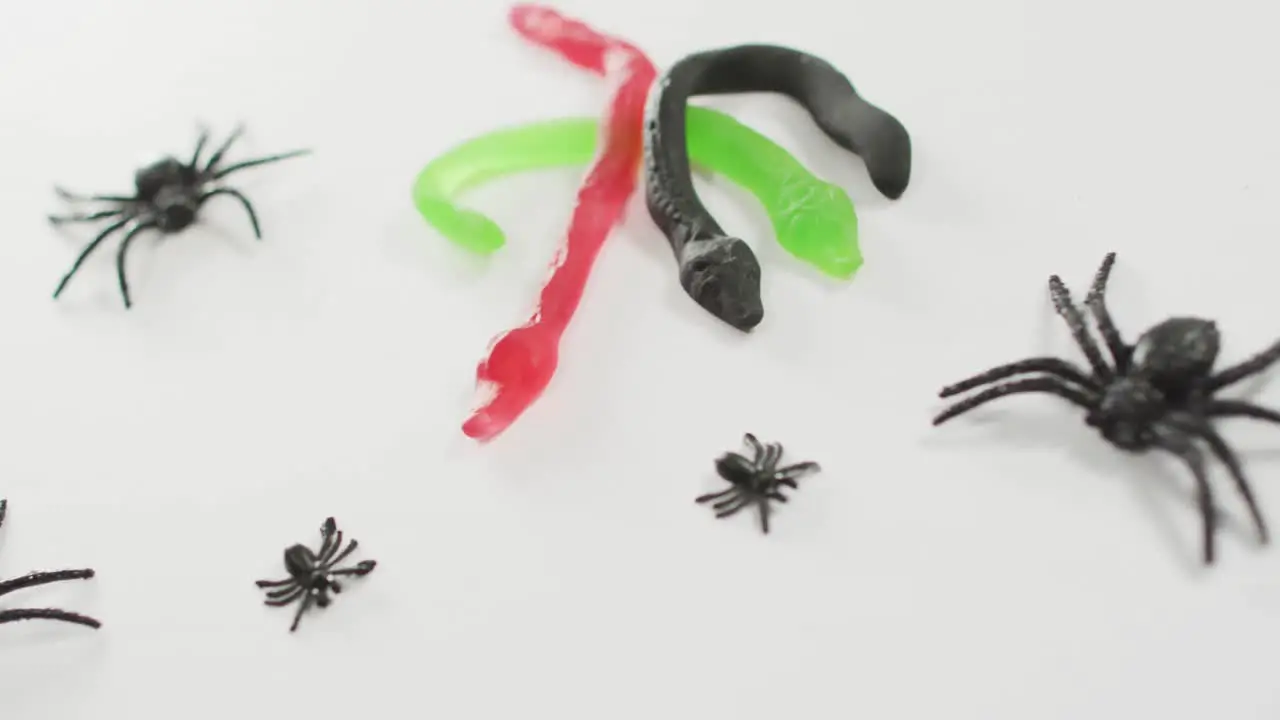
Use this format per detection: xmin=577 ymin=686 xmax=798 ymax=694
xmin=679 ymin=237 xmax=764 ymax=332
xmin=773 ymin=179 xmax=861 ymax=279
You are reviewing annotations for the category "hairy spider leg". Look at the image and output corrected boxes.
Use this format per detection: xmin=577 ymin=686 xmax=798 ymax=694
xmin=711 ymin=493 xmax=745 ymax=511
xmin=743 ymin=433 xmax=765 ymax=463
xmin=939 ymin=358 xmax=1099 ymax=399
xmin=115 ymin=221 xmax=159 ymax=308
xmin=1167 ymin=414 xmax=1269 ymax=544
xmin=0 ymin=498 xmax=8 ymax=528
xmin=1151 ymin=427 xmax=1217 ymax=564
xmin=714 ymin=497 xmax=750 ymax=518
xmin=933 ymin=377 xmax=1098 ymax=426
xmin=1082 ymin=252 xmax=1130 ymax=369
xmin=1206 ymin=338 xmax=1280 ymax=392
xmin=52 ymin=217 xmax=133 ymax=299
xmin=760 ymin=444 xmax=783 ymax=473
xmin=199 ymin=188 xmax=261 ymax=238
xmin=758 ymin=498 xmax=772 ymax=534
xmin=0 ymin=608 xmax=101 ymax=628
xmin=49 ymin=208 xmax=126 ymax=224
xmin=211 ymin=149 xmax=311 ymax=181
xmin=1048 ymin=275 xmax=1113 ymax=379
xmin=1204 ymin=399 xmax=1280 ymax=424
xmin=0 ymin=569 xmax=95 ymax=598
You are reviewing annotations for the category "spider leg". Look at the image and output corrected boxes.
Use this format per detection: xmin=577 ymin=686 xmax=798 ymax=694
xmin=199 ymin=188 xmax=261 ymax=239
xmin=1082 ymin=252 xmax=1131 ymax=370
xmin=0 ymin=569 xmax=94 ymax=599
xmin=938 ymin=358 xmax=1099 ymax=398
xmin=48 ymin=209 xmax=125 ymax=225
xmin=52 ymin=217 xmax=133 ymax=300
xmin=932 ymin=377 xmax=1098 ymax=426
xmin=775 ymin=477 xmax=798 ymax=489
xmin=114 ymin=221 xmax=158 ymax=309
xmin=329 ymin=560 xmax=376 ymax=577
xmin=265 ymin=587 xmax=305 ymax=607
xmin=0 ymin=608 xmax=101 ymax=628
xmin=318 ymin=530 xmax=344 ymax=565
xmin=766 ymin=491 xmax=788 ymax=502
xmin=0 ymin=498 xmax=8 ymax=529
xmin=255 ymin=577 xmax=293 ymax=588
xmin=202 ymin=125 xmax=245 ymax=173
xmin=774 ymin=461 xmax=821 ymax=480
xmin=211 ymin=149 xmax=311 ymax=181
xmin=54 ymin=186 xmax=135 ymax=203
xmin=1048 ymin=274 xmax=1113 ymax=379
xmin=1203 ymin=399 xmax=1280 ymax=425
xmin=1206 ymin=338 xmax=1280 ymax=392
xmin=1151 ymin=428 xmax=1217 ymax=565
xmin=743 ymin=433 xmax=764 ymax=464
xmin=265 ymin=583 xmax=302 ymax=600
xmin=319 ymin=539 xmax=359 ymax=571
xmin=289 ymin=592 xmax=317 ymax=632
xmin=190 ymin=128 xmax=210 ymax=168
xmin=714 ymin=498 xmax=750 ymax=518
xmin=1170 ymin=415 xmax=1269 ymax=545
xmin=695 ymin=488 xmax=737 ymax=503
xmin=711 ymin=495 xmax=743 ymax=510
xmin=757 ymin=498 xmax=771 ymax=534
xmin=762 ymin=444 xmax=783 ymax=473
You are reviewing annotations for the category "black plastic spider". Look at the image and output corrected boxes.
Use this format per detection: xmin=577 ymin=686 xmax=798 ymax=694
xmin=696 ymin=433 xmax=821 ymax=534
xmin=256 ymin=516 xmax=376 ymax=632
xmin=0 ymin=500 xmax=101 ymax=629
xmin=933 ymin=252 xmax=1280 ymax=565
xmin=48 ymin=125 xmax=309 ymax=308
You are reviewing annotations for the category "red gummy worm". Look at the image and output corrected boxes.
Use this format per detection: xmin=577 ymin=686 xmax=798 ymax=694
xmin=460 ymin=7 xmax=657 ymax=442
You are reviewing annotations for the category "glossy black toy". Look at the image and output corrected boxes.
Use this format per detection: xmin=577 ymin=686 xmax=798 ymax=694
xmin=644 ymin=44 xmax=911 ymax=331
xmin=933 ymin=252 xmax=1280 ymax=565
xmin=49 ymin=126 xmax=309 ymax=308
xmin=256 ymin=516 xmax=376 ymax=632
xmin=696 ymin=433 xmax=821 ymax=534
xmin=0 ymin=500 xmax=100 ymax=629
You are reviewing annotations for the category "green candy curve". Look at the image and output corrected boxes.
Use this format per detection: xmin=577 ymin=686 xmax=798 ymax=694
xmin=411 ymin=107 xmax=861 ymax=279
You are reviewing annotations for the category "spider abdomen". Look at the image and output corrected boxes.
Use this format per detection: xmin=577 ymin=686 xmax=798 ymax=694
xmin=1131 ymin=317 xmax=1220 ymax=390
xmin=283 ymin=544 xmax=319 ymax=578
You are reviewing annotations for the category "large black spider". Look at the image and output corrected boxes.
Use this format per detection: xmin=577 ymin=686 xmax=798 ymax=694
xmin=933 ymin=252 xmax=1280 ymax=565
xmin=696 ymin=433 xmax=821 ymax=534
xmin=255 ymin=516 xmax=376 ymax=632
xmin=0 ymin=500 xmax=100 ymax=629
xmin=48 ymin=126 xmax=309 ymax=308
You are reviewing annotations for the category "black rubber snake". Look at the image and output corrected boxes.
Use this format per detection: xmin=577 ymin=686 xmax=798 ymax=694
xmin=643 ymin=43 xmax=913 ymax=331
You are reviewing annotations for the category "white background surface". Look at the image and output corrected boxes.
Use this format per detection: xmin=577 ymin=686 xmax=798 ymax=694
xmin=2 ymin=0 xmax=1280 ymax=717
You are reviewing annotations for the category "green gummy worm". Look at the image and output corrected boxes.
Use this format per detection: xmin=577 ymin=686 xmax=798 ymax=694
xmin=411 ymin=106 xmax=861 ymax=279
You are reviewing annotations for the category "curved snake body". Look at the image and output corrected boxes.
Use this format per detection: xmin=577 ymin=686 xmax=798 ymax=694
xmin=644 ymin=44 xmax=912 ymax=331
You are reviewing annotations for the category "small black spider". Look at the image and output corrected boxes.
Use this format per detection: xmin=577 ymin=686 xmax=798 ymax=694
xmin=933 ymin=252 xmax=1280 ymax=565
xmin=696 ymin=433 xmax=821 ymax=534
xmin=0 ymin=499 xmax=101 ymax=629
xmin=49 ymin=125 xmax=309 ymax=308
xmin=256 ymin=516 xmax=376 ymax=632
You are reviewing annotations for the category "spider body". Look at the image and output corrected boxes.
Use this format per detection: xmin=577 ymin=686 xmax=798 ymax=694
xmin=696 ymin=433 xmax=821 ymax=534
xmin=933 ymin=252 xmax=1280 ymax=565
xmin=0 ymin=500 xmax=101 ymax=629
xmin=256 ymin=517 xmax=376 ymax=632
xmin=49 ymin=126 xmax=309 ymax=308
